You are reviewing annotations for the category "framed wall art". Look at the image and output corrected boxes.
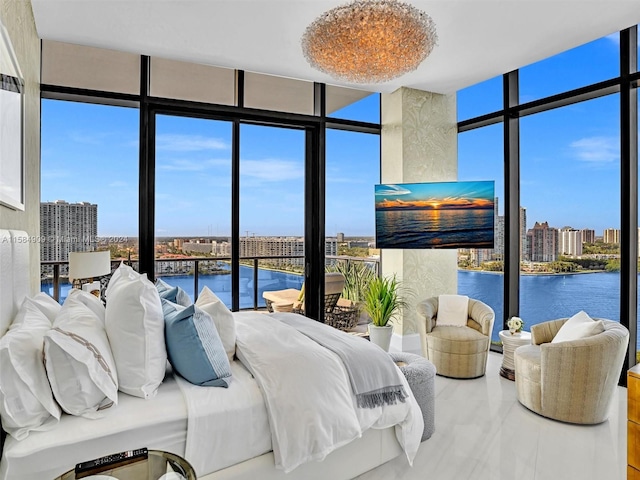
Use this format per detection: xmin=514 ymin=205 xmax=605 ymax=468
xmin=0 ymin=20 xmax=24 ymax=211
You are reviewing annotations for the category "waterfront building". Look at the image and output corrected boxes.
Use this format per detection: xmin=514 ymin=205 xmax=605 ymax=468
xmin=604 ymin=228 xmax=620 ymax=244
xmin=559 ymin=227 xmax=583 ymax=257
xmin=239 ymin=236 xmax=337 ymax=267
xmin=40 ymin=200 xmax=97 ymax=262
xmin=581 ymin=229 xmax=595 ymax=244
xmin=527 ymin=221 xmax=558 ymax=262
xmin=520 ymin=207 xmax=528 ymax=261
xmin=183 ymin=240 xmax=215 ymax=254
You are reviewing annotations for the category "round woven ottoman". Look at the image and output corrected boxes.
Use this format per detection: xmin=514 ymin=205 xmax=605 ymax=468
xmin=389 ymin=352 xmax=436 ymax=441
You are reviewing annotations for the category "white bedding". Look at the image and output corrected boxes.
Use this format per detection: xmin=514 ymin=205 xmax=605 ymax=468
xmin=175 ymin=361 xmax=272 ymax=477
xmin=227 ymin=312 xmax=423 ymax=474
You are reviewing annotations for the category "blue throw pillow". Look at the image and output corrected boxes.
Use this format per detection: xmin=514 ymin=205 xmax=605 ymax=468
xmin=156 ymin=279 xmax=191 ymax=306
xmin=161 ymin=299 xmax=232 ymax=387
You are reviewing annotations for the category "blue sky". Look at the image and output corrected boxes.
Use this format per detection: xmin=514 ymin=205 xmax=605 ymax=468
xmin=41 ymin=31 xmax=630 ymax=238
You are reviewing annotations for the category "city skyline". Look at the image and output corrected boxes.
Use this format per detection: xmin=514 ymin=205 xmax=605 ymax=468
xmin=41 ymin=34 xmax=624 ymax=238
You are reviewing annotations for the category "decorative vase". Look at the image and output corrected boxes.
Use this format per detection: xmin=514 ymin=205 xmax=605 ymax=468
xmin=368 ymin=324 xmax=393 ymax=352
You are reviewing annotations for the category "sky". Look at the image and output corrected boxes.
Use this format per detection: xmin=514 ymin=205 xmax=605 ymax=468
xmin=41 ymin=31 xmax=634 ymax=239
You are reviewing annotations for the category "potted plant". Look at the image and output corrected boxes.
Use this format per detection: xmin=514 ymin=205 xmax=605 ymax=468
xmin=363 ymin=275 xmax=407 ymax=351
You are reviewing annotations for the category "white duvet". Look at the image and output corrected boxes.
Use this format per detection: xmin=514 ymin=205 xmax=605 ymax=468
xmin=231 ymin=312 xmax=423 ymax=474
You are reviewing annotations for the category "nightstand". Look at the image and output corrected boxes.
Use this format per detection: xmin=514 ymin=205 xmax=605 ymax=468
xmin=629 ymin=364 xmax=640 ymax=479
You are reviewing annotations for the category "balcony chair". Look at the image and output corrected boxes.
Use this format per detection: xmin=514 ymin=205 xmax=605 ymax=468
xmin=514 ymin=316 xmax=628 ymax=424
xmin=263 ymin=272 xmax=345 ymax=317
xmin=416 ymin=295 xmax=495 ymax=379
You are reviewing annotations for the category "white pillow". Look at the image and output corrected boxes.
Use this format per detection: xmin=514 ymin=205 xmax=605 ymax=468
xmin=196 ymin=286 xmax=236 ymax=362
xmin=43 ymin=290 xmax=118 ymax=418
xmin=551 ymin=310 xmax=605 ymax=343
xmin=25 ymin=292 xmax=62 ymax=323
xmin=105 ymin=263 xmax=166 ymax=398
xmin=0 ymin=297 xmax=61 ymax=440
xmin=437 ymin=294 xmax=469 ymax=327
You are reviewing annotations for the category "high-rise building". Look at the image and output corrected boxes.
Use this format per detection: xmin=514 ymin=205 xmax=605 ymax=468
xmin=580 ymin=229 xmax=595 ymax=244
xmin=337 ymin=232 xmax=345 ymax=243
xmin=527 ymin=221 xmax=558 ymax=262
xmin=239 ymin=236 xmax=337 ymax=267
xmin=603 ymin=228 xmax=620 ymax=244
xmin=559 ymin=227 xmax=583 ymax=257
xmin=40 ymin=200 xmax=97 ymax=262
xmin=520 ymin=207 xmax=527 ymax=261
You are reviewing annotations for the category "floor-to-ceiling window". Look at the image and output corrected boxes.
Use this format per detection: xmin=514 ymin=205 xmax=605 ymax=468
xmin=40 ymin=43 xmax=381 ymax=319
xmin=457 ymin=27 xmax=639 ymax=370
xmin=457 ymin=122 xmax=504 ymax=346
xmin=153 ymin=115 xmax=233 ymax=304
xmin=520 ymin=94 xmax=621 ymax=324
xmin=40 ymin=100 xmax=139 ymax=302
xmin=239 ymin=124 xmax=306 ymax=309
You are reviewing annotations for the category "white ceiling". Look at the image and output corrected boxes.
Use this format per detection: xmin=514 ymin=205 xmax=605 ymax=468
xmin=30 ymin=0 xmax=640 ymax=94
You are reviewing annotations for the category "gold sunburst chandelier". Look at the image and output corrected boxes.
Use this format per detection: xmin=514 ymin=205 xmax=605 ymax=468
xmin=301 ymin=0 xmax=437 ymax=84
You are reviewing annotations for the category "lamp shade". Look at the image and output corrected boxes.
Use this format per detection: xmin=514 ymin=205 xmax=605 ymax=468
xmin=68 ymin=251 xmax=111 ymax=281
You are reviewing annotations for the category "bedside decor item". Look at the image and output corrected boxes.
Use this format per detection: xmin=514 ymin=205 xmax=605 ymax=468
xmin=69 ymin=251 xmax=111 ymax=297
xmin=507 ymin=316 xmax=524 ymax=335
xmin=364 ymin=275 xmax=406 ymax=351
xmin=301 ymin=0 xmax=437 ymax=83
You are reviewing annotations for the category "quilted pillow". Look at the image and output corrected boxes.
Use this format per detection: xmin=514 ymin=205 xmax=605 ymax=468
xmin=196 ymin=286 xmax=236 ymax=362
xmin=105 ymin=263 xmax=166 ymax=398
xmin=43 ymin=290 xmax=118 ymax=418
xmin=162 ymin=298 xmax=232 ymax=387
xmin=551 ymin=310 xmax=604 ymax=343
xmin=0 ymin=297 xmax=61 ymax=440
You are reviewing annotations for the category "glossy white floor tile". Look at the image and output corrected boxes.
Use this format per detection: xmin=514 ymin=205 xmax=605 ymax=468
xmin=357 ymin=352 xmax=627 ymax=480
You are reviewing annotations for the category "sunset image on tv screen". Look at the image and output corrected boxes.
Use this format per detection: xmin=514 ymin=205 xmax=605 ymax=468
xmin=375 ymin=181 xmax=495 ymax=249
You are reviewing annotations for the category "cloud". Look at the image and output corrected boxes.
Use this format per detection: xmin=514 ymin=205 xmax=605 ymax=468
xmin=108 ymin=181 xmax=129 ymax=187
xmin=68 ymin=131 xmax=110 ymax=145
xmin=41 ymin=169 xmax=71 ymax=179
xmin=570 ymin=136 xmax=619 ymax=164
xmin=156 ymin=134 xmax=228 ymax=152
xmin=158 ymin=158 xmax=230 ymax=172
xmin=375 ymin=185 xmax=412 ymax=196
xmin=241 ymin=159 xmax=304 ymax=182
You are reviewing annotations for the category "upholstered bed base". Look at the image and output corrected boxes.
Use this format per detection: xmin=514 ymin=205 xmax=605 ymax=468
xmin=202 ymin=427 xmax=402 ymax=480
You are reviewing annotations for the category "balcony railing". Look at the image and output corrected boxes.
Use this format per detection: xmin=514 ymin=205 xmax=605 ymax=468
xmin=41 ymin=255 xmax=379 ymax=309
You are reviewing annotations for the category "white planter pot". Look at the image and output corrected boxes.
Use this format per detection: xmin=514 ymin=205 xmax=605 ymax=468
xmin=368 ymin=324 xmax=393 ymax=352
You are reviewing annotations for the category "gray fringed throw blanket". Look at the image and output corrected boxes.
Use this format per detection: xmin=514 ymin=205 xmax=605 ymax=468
xmin=276 ymin=314 xmax=407 ymax=409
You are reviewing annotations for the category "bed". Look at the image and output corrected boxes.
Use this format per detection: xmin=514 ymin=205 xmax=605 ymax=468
xmin=0 ymin=229 xmax=422 ymax=480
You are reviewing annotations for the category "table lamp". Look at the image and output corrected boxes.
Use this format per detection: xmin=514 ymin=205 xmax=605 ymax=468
xmin=68 ymin=251 xmax=111 ymax=297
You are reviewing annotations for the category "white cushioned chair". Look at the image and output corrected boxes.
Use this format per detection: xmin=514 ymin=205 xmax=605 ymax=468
xmin=514 ymin=317 xmax=629 ymax=424
xmin=416 ymin=296 xmax=495 ymax=379
xmin=263 ymin=272 xmax=345 ymax=316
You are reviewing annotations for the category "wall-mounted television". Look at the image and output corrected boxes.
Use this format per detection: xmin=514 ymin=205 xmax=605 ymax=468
xmin=375 ymin=181 xmax=495 ymax=249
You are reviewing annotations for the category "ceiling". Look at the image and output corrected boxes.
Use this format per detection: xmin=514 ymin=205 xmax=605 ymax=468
xmin=30 ymin=0 xmax=640 ymax=94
